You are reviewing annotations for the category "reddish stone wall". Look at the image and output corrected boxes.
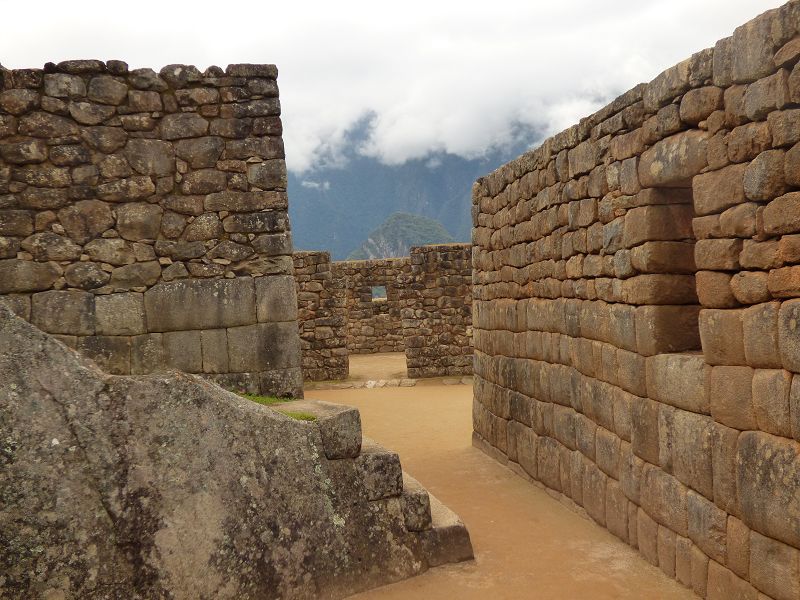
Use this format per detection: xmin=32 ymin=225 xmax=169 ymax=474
xmin=0 ymin=60 xmax=302 ymax=397
xmin=473 ymin=3 xmax=800 ymax=598
xmin=294 ymin=251 xmax=348 ymax=381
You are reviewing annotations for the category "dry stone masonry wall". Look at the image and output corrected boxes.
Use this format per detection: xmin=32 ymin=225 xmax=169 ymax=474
xmin=295 ymin=244 xmax=473 ymax=381
xmin=473 ymin=3 xmax=800 ymax=599
xmin=294 ymin=251 xmax=349 ymax=381
xmin=0 ymin=60 xmax=302 ymax=397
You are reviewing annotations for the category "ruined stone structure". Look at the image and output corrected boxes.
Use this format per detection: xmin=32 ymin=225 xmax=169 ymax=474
xmin=0 ymin=60 xmax=301 ymax=396
xmin=473 ymin=3 xmax=800 ymax=599
xmin=0 ymin=306 xmax=473 ymax=599
xmin=295 ymin=244 xmax=473 ymax=380
xmin=294 ymin=250 xmax=349 ymax=381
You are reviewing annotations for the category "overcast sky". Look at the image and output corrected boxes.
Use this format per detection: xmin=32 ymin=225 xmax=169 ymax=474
xmin=1 ymin=0 xmax=784 ymax=173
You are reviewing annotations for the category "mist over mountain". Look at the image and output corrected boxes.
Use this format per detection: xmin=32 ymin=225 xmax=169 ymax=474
xmin=347 ymin=212 xmax=455 ymax=260
xmin=288 ymin=122 xmax=537 ymax=260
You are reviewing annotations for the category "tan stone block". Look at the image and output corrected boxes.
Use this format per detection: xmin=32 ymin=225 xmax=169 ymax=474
xmin=749 ymin=531 xmax=800 ymax=600
xmin=786 ymin=142 xmax=800 ymax=189
xmin=779 ymin=299 xmax=800 ymax=372
xmin=640 ymin=463 xmax=689 ymax=536
xmin=769 ymin=108 xmax=800 ymax=147
xmin=700 ymin=308 xmax=746 ymax=366
xmin=706 ymin=560 xmax=758 ymax=600
xmin=623 ymin=274 xmax=697 ymax=305
xmin=728 ymin=122 xmax=772 ymax=162
xmin=769 ymin=266 xmax=800 ymax=298
xmin=31 ymin=290 xmax=95 ymax=336
xmin=693 ymin=214 xmax=723 ymax=240
xmin=676 ymin=535 xmax=693 ymax=587
xmin=632 ymin=397 xmax=660 ymax=465
xmin=227 ymin=322 xmax=301 ymax=373
xmin=689 ymin=490 xmax=728 ymax=564
xmin=695 ymin=238 xmax=743 ymax=271
xmin=622 ymin=204 xmax=694 ymax=248
xmin=726 ymin=516 xmax=751 ymax=580
xmin=743 ymin=302 xmax=781 ymax=369
xmin=628 ymin=501 xmax=639 ymax=549
xmin=630 ymin=241 xmax=695 ymax=274
xmin=697 ymin=271 xmax=739 ymax=309
xmin=763 ymin=192 xmax=800 ymax=235
xmin=744 ymin=149 xmax=787 ymax=201
xmin=708 ymin=366 xmax=757 ymax=430
xmin=638 ymin=508 xmax=660 ymax=566
xmin=656 ymin=525 xmax=677 ymax=578
xmin=693 ymin=163 xmax=748 ymax=217
xmin=255 ymin=274 xmax=298 ymax=323
xmin=779 ymin=234 xmax=800 ymax=264
xmin=680 ymin=86 xmax=724 ymax=125
xmin=731 ymin=271 xmax=771 ymax=305
xmin=639 ymin=130 xmax=709 ymax=188
xmin=751 ymin=369 xmax=792 ymax=437
xmin=94 ymin=292 xmax=145 ymax=336
xmin=672 ymin=409 xmax=714 ymax=499
xmin=617 ymin=349 xmax=647 ymax=396
xmin=719 ymin=202 xmax=759 ymax=239
xmin=692 ymin=544 xmax=710 ymax=597
xmin=595 ymin=426 xmax=621 ymax=479
xmin=201 ymin=329 xmax=229 ymax=374
xmin=605 ymin=479 xmax=629 ymax=542
xmin=646 ymin=353 xmax=709 ymax=413
xmin=636 ymin=305 xmax=702 ymax=357
xmin=712 ymin=423 xmax=740 ymax=516
xmin=163 ymin=330 xmax=202 ymax=373
xmin=740 ymin=240 xmax=780 ymax=270
xmin=736 ymin=431 xmax=800 ymax=549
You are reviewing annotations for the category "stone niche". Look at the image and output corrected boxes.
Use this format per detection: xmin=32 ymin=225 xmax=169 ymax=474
xmin=472 ymin=2 xmax=800 ymax=599
xmin=0 ymin=60 xmax=302 ymax=397
xmin=295 ymin=244 xmax=474 ymax=381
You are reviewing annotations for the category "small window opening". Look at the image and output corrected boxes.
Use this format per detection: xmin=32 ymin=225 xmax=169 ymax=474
xmin=371 ymin=286 xmax=387 ymax=302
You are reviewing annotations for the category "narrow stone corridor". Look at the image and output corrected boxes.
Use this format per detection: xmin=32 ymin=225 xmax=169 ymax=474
xmin=310 ymin=382 xmax=694 ymax=599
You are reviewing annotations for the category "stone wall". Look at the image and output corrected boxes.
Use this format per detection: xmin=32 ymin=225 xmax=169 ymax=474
xmin=404 ymin=244 xmax=473 ymax=378
xmin=294 ymin=251 xmax=349 ymax=381
xmin=0 ymin=60 xmax=301 ymax=397
xmin=295 ymin=244 xmax=473 ymax=381
xmin=472 ymin=3 xmax=800 ymax=599
xmin=333 ymin=257 xmax=412 ymax=354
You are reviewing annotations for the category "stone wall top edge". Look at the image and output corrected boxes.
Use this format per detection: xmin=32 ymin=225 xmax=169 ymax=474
xmin=474 ymin=0 xmax=796 ymax=200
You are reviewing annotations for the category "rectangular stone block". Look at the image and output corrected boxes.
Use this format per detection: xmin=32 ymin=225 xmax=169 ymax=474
xmin=144 ymin=277 xmax=256 ymax=332
xmin=582 ymin=460 xmax=606 ymax=526
xmin=617 ymin=349 xmax=647 ymax=396
xmin=630 ymin=241 xmax=696 ymax=274
xmin=640 ymin=463 xmax=688 ymax=536
xmin=749 ymin=531 xmax=800 ymax=600
xmin=646 ymin=353 xmax=709 ymax=414
xmin=622 ymin=204 xmax=694 ymax=248
xmin=201 ymin=329 xmax=229 ymax=374
xmin=693 ymin=163 xmax=747 ymax=216
xmin=596 ymin=426 xmax=621 ymax=479
xmin=227 ymin=322 xmax=301 ymax=372
xmin=673 ymin=409 xmax=715 ymax=499
xmin=688 ymin=490 xmax=728 ymax=564
xmin=726 ymin=515 xmax=751 ymax=581
xmin=255 ymin=274 xmax=298 ymax=323
xmin=31 ymin=290 xmax=95 ymax=336
xmin=75 ymin=335 xmax=131 ymax=375
xmin=605 ymin=479 xmax=629 ymax=542
xmin=708 ymin=365 xmax=757 ymax=430
xmin=706 ymin=560 xmax=757 ymax=600
xmin=779 ymin=299 xmax=800 ymax=372
xmin=694 ymin=238 xmax=743 ymax=271
xmin=95 ymin=292 xmax=145 ymax=335
xmin=638 ymin=508 xmax=660 ymax=566
xmin=632 ymin=397 xmax=660 ymax=465
xmin=691 ymin=544 xmax=709 ymax=598
xmin=658 ymin=525 xmax=677 ymax=578
xmin=623 ymin=275 xmax=697 ymax=305
xmin=639 ymin=130 xmax=709 ymax=188
xmin=742 ymin=302 xmax=781 ymax=368
xmin=699 ymin=308 xmax=746 ymax=366
xmin=752 ymin=369 xmax=792 ymax=438
xmin=130 ymin=333 xmax=165 ymax=374
xmin=163 ymin=330 xmax=202 ymax=373
xmin=636 ymin=305 xmax=701 ymax=356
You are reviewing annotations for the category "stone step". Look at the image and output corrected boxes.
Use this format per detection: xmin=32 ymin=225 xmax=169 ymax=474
xmin=272 ymin=399 xmax=361 ymax=459
xmin=400 ymin=472 xmax=432 ymax=531
xmin=354 ymin=437 xmax=403 ymax=500
xmin=419 ymin=492 xmax=474 ymax=567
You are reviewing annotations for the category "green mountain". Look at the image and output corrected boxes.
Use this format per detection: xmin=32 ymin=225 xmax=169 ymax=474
xmin=346 ymin=213 xmax=455 ymax=260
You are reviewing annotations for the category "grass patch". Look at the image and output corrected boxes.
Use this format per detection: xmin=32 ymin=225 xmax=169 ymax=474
xmin=236 ymin=392 xmax=291 ymax=406
xmin=281 ymin=411 xmax=317 ymax=422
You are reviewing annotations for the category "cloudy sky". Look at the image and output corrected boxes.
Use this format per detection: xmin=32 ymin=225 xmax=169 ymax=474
xmin=1 ymin=0 xmax=784 ymax=173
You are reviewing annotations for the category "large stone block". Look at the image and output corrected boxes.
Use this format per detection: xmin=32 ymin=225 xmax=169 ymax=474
xmin=255 ymin=275 xmax=297 ymax=323
xmin=227 ymin=322 xmax=301 ymax=372
xmin=737 ymin=431 xmax=800 ymax=549
xmin=752 ymin=369 xmax=792 ymax=438
xmin=95 ymin=292 xmax=145 ymax=336
xmin=640 ymin=463 xmax=688 ymax=536
xmin=115 ymin=203 xmax=163 ymax=241
xmin=671 ymin=409 xmax=714 ymax=499
xmin=764 ymin=192 xmax=800 ymax=235
xmin=742 ymin=302 xmax=781 ymax=368
xmin=639 ymin=130 xmax=709 ymax=187
xmin=162 ymin=330 xmax=202 ymax=372
xmin=778 ymin=299 xmax=800 ymax=373
xmin=76 ymin=335 xmax=131 ymax=375
xmin=622 ymin=204 xmax=694 ymax=248
xmin=130 ymin=333 xmax=165 ymax=374
xmin=123 ymin=139 xmax=175 ymax=176
xmin=144 ymin=277 xmax=256 ymax=332
xmin=631 ymin=397 xmax=660 ymax=465
xmin=637 ymin=508 xmax=660 ymax=566
xmin=201 ymin=329 xmax=229 ymax=374
xmin=692 ymin=163 xmax=747 ymax=217
xmin=31 ymin=290 xmax=95 ymax=335
xmin=699 ymin=309 xmax=746 ymax=366
xmin=688 ymin=491 xmax=727 ymax=564
xmin=749 ymin=531 xmax=800 ymax=600
xmin=646 ymin=353 xmax=708 ymax=414
xmin=623 ymin=275 xmax=697 ymax=305
xmin=708 ymin=366 xmax=756 ymax=430
xmin=706 ymin=560 xmax=757 ymax=600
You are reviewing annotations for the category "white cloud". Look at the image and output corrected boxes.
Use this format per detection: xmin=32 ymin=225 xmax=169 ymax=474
xmin=300 ymin=180 xmax=331 ymax=191
xmin=0 ymin=0 xmax=785 ymax=172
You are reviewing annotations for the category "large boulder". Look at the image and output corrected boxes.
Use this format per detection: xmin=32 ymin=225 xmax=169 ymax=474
xmin=0 ymin=307 xmax=472 ymax=599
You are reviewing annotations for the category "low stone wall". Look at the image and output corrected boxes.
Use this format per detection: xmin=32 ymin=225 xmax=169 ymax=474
xmin=0 ymin=60 xmax=301 ymax=396
xmin=404 ymin=244 xmax=473 ymax=378
xmin=294 ymin=251 xmax=348 ymax=381
xmin=333 ymin=257 xmax=412 ymax=354
xmin=473 ymin=3 xmax=800 ymax=599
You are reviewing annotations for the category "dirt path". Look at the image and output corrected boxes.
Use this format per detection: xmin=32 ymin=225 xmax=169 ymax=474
xmin=308 ymin=382 xmax=694 ymax=600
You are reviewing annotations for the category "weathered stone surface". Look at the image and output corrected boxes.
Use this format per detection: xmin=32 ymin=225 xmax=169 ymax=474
xmin=0 ymin=209 xmax=33 ymax=236
xmin=737 ymin=431 xmax=800 ymax=549
xmin=0 ymin=138 xmax=47 ymax=164
xmin=256 ymin=274 xmax=298 ymax=323
xmin=160 ymin=113 xmax=209 ymax=140
xmin=764 ymin=192 xmax=800 ymax=235
xmin=688 ymin=491 xmax=727 ymax=564
xmin=227 ymin=322 xmax=301 ymax=372
xmin=108 ymin=261 xmax=161 ymax=289
xmin=81 ymin=126 xmax=128 ymax=153
xmin=0 ymin=258 xmax=60 ymax=293
xmin=0 ymin=308 xmax=471 ymax=598
xmin=20 ymin=232 xmax=81 ymax=261
xmin=638 ymin=131 xmax=709 ymax=187
xmin=692 ymin=163 xmax=747 ymax=217
xmin=181 ymin=168 xmax=226 ymax=194
xmin=708 ymin=366 xmax=756 ymax=430
xmin=84 ymin=238 xmax=136 ymax=265
xmin=64 ymin=261 xmax=109 ymax=289
xmin=699 ymin=309 xmax=746 ymax=366
xmin=646 ymin=353 xmax=708 ymax=414
xmin=123 ymin=139 xmax=175 ymax=176
xmin=0 ymin=89 xmax=39 ymax=115
xmin=174 ymin=136 xmax=224 ymax=168
xmin=116 ymin=202 xmax=163 ymax=240
xmin=31 ymin=289 xmax=95 ymax=335
xmin=43 ymin=73 xmax=86 ymax=98
xmin=247 ymin=159 xmax=287 ymax=189
xmin=205 ymin=190 xmax=288 ymax=212
xmin=95 ymin=292 xmax=145 ymax=335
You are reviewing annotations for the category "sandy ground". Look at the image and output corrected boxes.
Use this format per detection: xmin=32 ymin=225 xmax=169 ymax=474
xmin=307 ymin=381 xmax=694 ymax=600
xmin=346 ymin=352 xmax=408 ymax=381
